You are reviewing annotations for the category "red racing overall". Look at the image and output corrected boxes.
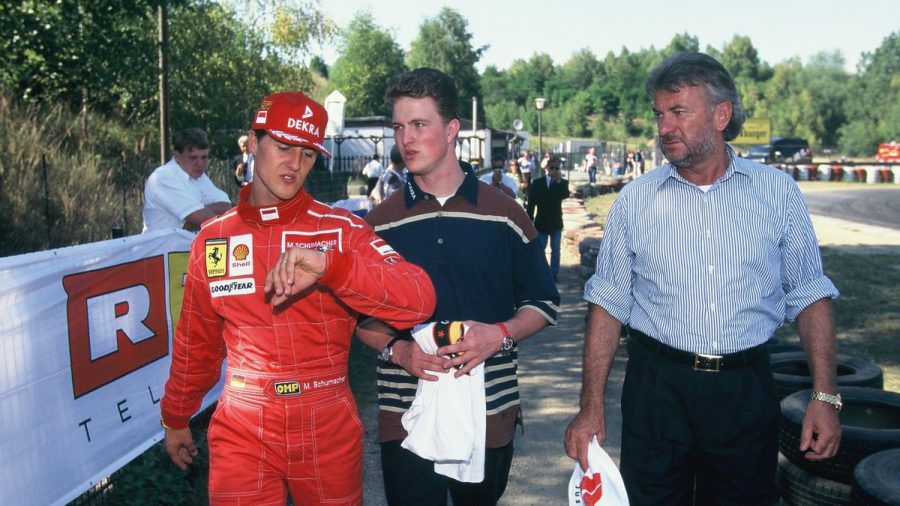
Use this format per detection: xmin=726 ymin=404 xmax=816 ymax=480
xmin=161 ymin=186 xmax=435 ymax=505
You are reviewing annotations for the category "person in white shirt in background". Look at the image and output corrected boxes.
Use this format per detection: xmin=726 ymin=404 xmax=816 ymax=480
xmin=142 ymin=128 xmax=231 ymax=233
xmin=363 ymin=152 xmax=385 ymax=198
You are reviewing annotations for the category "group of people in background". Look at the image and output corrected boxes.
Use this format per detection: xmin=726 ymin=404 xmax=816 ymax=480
xmin=140 ymin=54 xmax=840 ymax=506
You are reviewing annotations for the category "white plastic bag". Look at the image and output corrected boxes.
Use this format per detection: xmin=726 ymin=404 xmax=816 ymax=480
xmin=568 ymin=437 xmax=629 ymax=506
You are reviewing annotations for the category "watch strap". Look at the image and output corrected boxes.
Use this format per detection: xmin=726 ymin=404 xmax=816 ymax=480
xmin=496 ymin=322 xmax=514 ymax=352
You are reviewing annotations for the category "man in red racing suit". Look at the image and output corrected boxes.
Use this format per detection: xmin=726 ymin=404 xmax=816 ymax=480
xmin=160 ymin=91 xmax=436 ymax=506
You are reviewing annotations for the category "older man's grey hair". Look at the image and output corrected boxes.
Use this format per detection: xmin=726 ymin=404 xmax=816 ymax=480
xmin=646 ymin=52 xmax=745 ymax=142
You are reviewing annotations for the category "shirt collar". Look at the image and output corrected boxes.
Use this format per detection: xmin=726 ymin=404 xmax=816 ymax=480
xmin=404 ymin=161 xmax=479 ymax=208
xmin=659 ymin=145 xmax=744 ymax=190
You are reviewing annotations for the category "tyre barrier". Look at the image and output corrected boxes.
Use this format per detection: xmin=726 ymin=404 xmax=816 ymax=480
xmin=779 ymin=387 xmax=900 ymax=483
xmin=770 ymin=352 xmax=883 ymax=399
xmin=777 ymin=454 xmax=852 ymax=506
xmin=806 ymin=164 xmax=899 ymax=184
xmin=851 ymin=448 xmax=900 ymax=506
xmin=766 ymin=341 xmax=804 ymax=355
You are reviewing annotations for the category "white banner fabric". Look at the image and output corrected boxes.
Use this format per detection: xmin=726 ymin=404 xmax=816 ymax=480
xmin=0 ymin=230 xmax=224 ymax=506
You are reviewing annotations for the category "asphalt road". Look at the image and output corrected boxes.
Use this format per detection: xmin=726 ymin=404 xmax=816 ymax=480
xmin=803 ymin=188 xmax=900 ymax=230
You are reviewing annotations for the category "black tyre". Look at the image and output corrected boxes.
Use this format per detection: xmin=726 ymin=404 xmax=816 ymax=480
xmin=851 ymin=448 xmax=900 ymax=506
xmin=779 ymin=387 xmax=900 ymax=483
xmin=777 ymin=454 xmax=852 ymax=505
xmin=770 ymin=352 xmax=883 ymax=399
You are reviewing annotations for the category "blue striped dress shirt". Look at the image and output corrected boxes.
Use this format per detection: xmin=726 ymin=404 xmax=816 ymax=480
xmin=584 ymin=150 xmax=839 ymax=355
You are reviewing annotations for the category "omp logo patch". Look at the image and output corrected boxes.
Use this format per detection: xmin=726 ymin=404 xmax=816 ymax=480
xmin=274 ymin=381 xmax=301 ymax=396
xmin=209 ymin=278 xmax=256 ymax=298
xmin=205 ymin=238 xmax=227 ymax=277
xmin=229 ymin=234 xmax=253 ymax=277
xmin=63 ymin=257 xmax=168 ymax=398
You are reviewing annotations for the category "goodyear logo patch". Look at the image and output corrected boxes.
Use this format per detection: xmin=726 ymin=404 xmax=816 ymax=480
xmin=205 ymin=238 xmax=227 ymax=278
xmin=274 ymin=381 xmax=301 ymax=396
xmin=209 ymin=278 xmax=256 ymax=298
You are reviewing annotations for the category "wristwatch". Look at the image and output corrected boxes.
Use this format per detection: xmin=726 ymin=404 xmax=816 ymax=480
xmin=496 ymin=322 xmax=515 ymax=353
xmin=811 ymin=391 xmax=842 ymax=411
xmin=381 ymin=336 xmax=401 ymax=363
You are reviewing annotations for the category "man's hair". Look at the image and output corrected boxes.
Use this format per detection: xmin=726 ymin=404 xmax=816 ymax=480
xmin=385 ymin=67 xmax=459 ymax=122
xmin=645 ymin=52 xmax=745 ymax=142
xmin=237 ymin=134 xmax=248 ymax=145
xmin=389 ymin=144 xmax=404 ymax=165
xmin=491 ymin=153 xmax=505 ymax=163
xmin=172 ymin=128 xmax=210 ymax=152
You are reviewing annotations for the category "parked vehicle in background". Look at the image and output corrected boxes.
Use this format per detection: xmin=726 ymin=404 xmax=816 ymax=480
xmin=876 ymin=142 xmax=899 ymax=162
xmin=745 ymin=137 xmax=812 ymax=164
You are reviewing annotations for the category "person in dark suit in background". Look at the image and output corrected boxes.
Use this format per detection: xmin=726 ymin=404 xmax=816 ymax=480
xmin=527 ymin=155 xmax=569 ymax=281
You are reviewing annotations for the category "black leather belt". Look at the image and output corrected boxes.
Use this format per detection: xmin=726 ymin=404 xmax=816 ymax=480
xmin=629 ymin=328 xmax=767 ymax=372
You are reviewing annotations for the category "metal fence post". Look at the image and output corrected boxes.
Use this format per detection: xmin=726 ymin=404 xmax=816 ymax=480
xmin=41 ymin=154 xmax=51 ymax=248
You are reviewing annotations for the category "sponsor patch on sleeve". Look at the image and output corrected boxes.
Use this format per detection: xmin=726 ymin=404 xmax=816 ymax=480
xmin=370 ymin=238 xmax=396 ymax=256
xmin=205 ymin=238 xmax=228 ymax=277
xmin=209 ymin=278 xmax=256 ymax=297
xmin=229 ymin=234 xmax=253 ymax=276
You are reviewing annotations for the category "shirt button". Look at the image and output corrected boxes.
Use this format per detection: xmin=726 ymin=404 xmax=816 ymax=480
xmin=424 ymin=195 xmax=430 ymax=200
xmin=708 ymin=265 xmax=714 ymax=274
xmin=713 ymin=341 xmax=719 ymax=348
xmin=710 ymin=303 xmax=716 ymax=311
xmin=437 ymin=238 xmax=444 ymax=244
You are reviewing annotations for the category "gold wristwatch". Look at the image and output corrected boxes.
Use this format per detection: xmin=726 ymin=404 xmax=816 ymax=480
xmin=810 ymin=391 xmax=842 ymax=411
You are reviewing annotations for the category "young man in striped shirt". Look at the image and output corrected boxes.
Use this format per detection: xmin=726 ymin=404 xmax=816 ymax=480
xmin=566 ymin=52 xmax=842 ymax=505
xmin=357 ymin=67 xmax=560 ymax=505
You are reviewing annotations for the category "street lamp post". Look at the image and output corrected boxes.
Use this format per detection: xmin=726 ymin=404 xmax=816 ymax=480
xmin=534 ymin=98 xmax=546 ymax=163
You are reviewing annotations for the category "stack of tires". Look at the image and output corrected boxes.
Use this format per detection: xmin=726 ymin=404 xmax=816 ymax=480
xmin=770 ymin=347 xmax=900 ymax=505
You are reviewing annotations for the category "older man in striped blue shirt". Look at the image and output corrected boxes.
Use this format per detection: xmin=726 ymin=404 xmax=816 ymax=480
xmin=565 ymin=52 xmax=842 ymax=505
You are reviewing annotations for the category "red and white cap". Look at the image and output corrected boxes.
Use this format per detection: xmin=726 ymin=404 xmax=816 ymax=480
xmin=251 ymin=92 xmax=332 ymax=157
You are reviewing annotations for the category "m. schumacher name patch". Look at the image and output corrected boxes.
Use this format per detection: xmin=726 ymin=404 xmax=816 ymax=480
xmin=209 ymin=278 xmax=256 ymax=297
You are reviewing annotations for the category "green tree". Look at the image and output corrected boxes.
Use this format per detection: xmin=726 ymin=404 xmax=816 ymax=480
xmin=840 ymin=32 xmax=899 ymax=155
xmin=0 ymin=1 xmax=161 ymax=114
xmin=719 ymin=35 xmax=762 ymax=80
xmin=407 ymin=7 xmax=485 ymax=117
xmin=329 ymin=12 xmax=406 ymax=117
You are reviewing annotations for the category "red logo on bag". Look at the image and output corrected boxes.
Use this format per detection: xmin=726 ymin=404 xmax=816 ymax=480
xmin=580 ymin=473 xmax=603 ymax=505
xmin=63 ymin=256 xmax=169 ymax=398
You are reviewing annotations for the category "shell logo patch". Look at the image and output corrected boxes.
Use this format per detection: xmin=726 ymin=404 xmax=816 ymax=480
xmin=233 ymin=244 xmax=249 ymax=260
xmin=205 ymin=238 xmax=227 ymax=278
xmin=228 ymin=234 xmax=253 ymax=277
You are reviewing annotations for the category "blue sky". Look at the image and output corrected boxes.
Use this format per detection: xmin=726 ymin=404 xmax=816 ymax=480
xmin=313 ymin=0 xmax=896 ymax=73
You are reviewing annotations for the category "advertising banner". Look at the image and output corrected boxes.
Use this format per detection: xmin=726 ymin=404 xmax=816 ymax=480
xmin=0 ymin=230 xmax=223 ymax=506
xmin=732 ymin=117 xmax=772 ymax=146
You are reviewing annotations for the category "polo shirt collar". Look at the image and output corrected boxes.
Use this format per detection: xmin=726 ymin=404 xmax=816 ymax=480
xmin=403 ymin=161 xmax=479 ymax=208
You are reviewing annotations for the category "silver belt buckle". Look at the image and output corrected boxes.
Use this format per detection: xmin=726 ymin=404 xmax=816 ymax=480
xmin=693 ymin=353 xmax=723 ymax=372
